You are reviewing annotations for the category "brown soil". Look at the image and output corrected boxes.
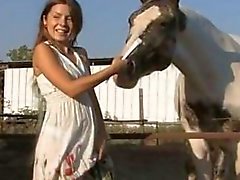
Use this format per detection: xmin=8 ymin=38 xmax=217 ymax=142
xmin=0 ymin=135 xmax=193 ymax=180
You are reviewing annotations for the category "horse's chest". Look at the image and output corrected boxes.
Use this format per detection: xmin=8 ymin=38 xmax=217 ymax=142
xmin=222 ymin=63 xmax=240 ymax=120
xmin=223 ymin=86 xmax=240 ymax=120
xmin=184 ymin=83 xmax=232 ymax=130
xmin=184 ymin=74 xmax=240 ymax=120
xmin=185 ymin=102 xmax=231 ymax=132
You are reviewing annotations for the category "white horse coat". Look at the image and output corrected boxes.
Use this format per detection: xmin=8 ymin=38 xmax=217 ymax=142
xmin=172 ymin=7 xmax=240 ymax=180
xmin=174 ymin=7 xmax=240 ymax=119
xmin=115 ymin=3 xmax=240 ymax=179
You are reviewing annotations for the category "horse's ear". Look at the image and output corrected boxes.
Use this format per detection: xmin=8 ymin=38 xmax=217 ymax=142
xmin=140 ymin=0 xmax=180 ymax=5
xmin=141 ymin=0 xmax=180 ymax=5
xmin=140 ymin=0 xmax=150 ymax=4
xmin=177 ymin=10 xmax=186 ymax=32
xmin=170 ymin=0 xmax=180 ymax=7
xmin=170 ymin=0 xmax=180 ymax=4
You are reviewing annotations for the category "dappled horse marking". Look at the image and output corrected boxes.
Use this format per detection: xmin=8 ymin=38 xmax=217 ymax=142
xmin=114 ymin=0 xmax=240 ymax=179
xmin=114 ymin=0 xmax=185 ymax=88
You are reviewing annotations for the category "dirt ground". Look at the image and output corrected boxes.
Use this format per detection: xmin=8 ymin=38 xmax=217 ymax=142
xmin=0 ymin=135 xmax=193 ymax=180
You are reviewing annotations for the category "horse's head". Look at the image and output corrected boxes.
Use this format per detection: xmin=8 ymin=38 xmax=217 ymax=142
xmin=114 ymin=0 xmax=186 ymax=88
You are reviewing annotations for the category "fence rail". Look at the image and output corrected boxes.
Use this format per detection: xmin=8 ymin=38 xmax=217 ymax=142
xmin=0 ymin=58 xmax=113 ymax=69
xmin=1 ymin=60 xmax=240 ymax=142
xmin=1 ymin=131 xmax=240 ymax=140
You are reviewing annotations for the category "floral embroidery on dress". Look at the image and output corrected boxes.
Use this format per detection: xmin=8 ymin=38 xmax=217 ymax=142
xmin=64 ymin=153 xmax=76 ymax=176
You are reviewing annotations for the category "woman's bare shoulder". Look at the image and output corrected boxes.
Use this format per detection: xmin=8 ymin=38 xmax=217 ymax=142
xmin=33 ymin=42 xmax=56 ymax=63
xmin=33 ymin=42 xmax=59 ymax=73
xmin=33 ymin=42 xmax=52 ymax=55
xmin=32 ymin=42 xmax=50 ymax=75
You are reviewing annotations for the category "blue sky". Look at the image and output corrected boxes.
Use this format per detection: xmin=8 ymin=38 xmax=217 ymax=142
xmin=0 ymin=0 xmax=240 ymax=61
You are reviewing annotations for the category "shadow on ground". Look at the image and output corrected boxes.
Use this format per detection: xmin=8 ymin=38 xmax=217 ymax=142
xmin=0 ymin=135 xmax=192 ymax=180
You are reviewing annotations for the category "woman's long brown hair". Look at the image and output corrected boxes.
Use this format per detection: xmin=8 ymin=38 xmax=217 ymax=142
xmin=33 ymin=0 xmax=83 ymax=49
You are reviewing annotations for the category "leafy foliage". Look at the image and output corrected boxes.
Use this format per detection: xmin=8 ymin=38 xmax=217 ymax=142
xmin=6 ymin=45 xmax=33 ymax=61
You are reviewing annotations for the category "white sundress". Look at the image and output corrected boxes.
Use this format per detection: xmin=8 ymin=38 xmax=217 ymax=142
xmin=33 ymin=42 xmax=98 ymax=180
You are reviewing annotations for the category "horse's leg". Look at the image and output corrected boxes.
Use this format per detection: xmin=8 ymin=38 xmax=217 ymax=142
xmin=235 ymin=141 xmax=240 ymax=179
xmin=221 ymin=140 xmax=237 ymax=180
xmin=190 ymin=138 xmax=212 ymax=180
xmin=210 ymin=145 xmax=225 ymax=179
xmin=213 ymin=120 xmax=237 ymax=180
xmin=182 ymin=110 xmax=213 ymax=180
xmin=212 ymin=120 xmax=237 ymax=180
xmin=175 ymin=75 xmax=212 ymax=180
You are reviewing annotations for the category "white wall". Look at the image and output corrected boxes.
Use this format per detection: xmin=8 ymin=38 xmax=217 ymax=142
xmin=4 ymin=68 xmax=39 ymax=114
xmin=3 ymin=65 xmax=180 ymax=122
xmin=91 ymin=65 xmax=180 ymax=122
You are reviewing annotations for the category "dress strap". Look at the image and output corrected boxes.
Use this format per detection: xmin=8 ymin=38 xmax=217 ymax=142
xmin=74 ymin=47 xmax=91 ymax=74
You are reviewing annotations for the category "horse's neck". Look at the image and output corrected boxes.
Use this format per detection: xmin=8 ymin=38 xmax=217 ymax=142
xmin=173 ymin=8 xmax=240 ymax=101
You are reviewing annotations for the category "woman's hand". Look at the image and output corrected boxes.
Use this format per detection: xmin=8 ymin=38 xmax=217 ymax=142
xmin=109 ymin=56 xmax=127 ymax=74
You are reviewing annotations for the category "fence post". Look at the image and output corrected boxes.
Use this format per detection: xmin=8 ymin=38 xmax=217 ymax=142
xmin=156 ymin=122 xmax=159 ymax=145
xmin=0 ymin=65 xmax=6 ymax=114
xmin=139 ymin=88 xmax=145 ymax=133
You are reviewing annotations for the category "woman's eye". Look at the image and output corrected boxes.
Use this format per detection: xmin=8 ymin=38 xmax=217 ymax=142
xmin=66 ymin=17 xmax=72 ymax=21
xmin=53 ymin=16 xmax=60 ymax=19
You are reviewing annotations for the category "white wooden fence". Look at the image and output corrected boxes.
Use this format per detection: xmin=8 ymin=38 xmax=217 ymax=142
xmin=3 ymin=65 xmax=180 ymax=122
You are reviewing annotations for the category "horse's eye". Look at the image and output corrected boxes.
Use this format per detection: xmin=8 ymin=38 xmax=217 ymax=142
xmin=160 ymin=22 xmax=168 ymax=28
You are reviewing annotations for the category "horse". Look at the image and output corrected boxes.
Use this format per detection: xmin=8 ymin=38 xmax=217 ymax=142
xmin=113 ymin=0 xmax=240 ymax=179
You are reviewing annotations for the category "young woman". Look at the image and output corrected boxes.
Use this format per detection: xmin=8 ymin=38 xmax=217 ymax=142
xmin=32 ymin=0 xmax=126 ymax=179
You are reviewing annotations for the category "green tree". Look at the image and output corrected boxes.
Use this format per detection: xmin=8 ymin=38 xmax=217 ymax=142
xmin=6 ymin=45 xmax=33 ymax=61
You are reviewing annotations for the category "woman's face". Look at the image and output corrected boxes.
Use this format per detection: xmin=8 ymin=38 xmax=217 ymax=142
xmin=43 ymin=4 xmax=73 ymax=44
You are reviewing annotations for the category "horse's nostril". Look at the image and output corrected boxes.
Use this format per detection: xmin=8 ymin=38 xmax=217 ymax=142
xmin=127 ymin=60 xmax=136 ymax=75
